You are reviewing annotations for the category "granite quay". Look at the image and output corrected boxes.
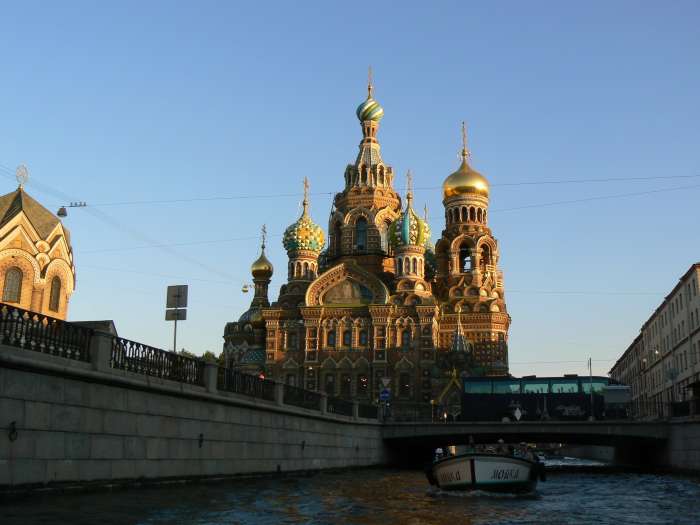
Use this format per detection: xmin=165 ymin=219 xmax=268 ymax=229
xmin=0 ymin=304 xmax=386 ymax=490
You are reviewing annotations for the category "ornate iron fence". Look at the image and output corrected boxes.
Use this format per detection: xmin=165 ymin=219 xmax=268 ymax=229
xmin=217 ymin=368 xmax=276 ymax=401
xmin=283 ymin=384 xmax=321 ymax=411
xmin=358 ymin=403 xmax=378 ymax=419
xmin=111 ymin=337 xmax=205 ymax=386
xmin=327 ymin=396 xmax=354 ymax=416
xmin=0 ymin=303 xmax=92 ymax=362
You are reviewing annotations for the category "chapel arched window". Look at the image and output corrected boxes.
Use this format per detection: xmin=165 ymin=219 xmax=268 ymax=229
xmin=49 ymin=276 xmax=61 ymax=312
xmin=3 ymin=267 xmax=22 ymax=303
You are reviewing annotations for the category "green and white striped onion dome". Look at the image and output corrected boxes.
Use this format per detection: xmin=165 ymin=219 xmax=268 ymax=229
xmin=283 ymin=211 xmax=325 ymax=254
xmin=356 ymin=96 xmax=384 ymax=122
xmin=389 ymin=203 xmax=430 ymax=249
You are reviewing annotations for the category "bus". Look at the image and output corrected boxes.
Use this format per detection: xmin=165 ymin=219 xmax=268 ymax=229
xmin=460 ymin=375 xmax=628 ymax=421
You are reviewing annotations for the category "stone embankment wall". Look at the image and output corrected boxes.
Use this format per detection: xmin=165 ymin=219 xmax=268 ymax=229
xmin=0 ymin=340 xmax=386 ymax=489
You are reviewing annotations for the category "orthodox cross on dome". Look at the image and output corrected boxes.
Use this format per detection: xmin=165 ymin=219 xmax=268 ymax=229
xmin=15 ymin=165 xmax=29 ymax=189
xmin=261 ymin=224 xmax=267 ymax=251
xmin=461 ymin=121 xmax=471 ymax=161
xmin=424 ymin=204 xmax=429 ymax=222
xmin=302 ymin=176 xmax=310 ymax=214
xmin=367 ymin=65 xmax=373 ymax=98
xmin=405 ymin=169 xmax=413 ymax=207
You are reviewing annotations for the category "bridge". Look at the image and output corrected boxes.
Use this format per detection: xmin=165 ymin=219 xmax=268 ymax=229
xmin=381 ymin=420 xmax=694 ymax=467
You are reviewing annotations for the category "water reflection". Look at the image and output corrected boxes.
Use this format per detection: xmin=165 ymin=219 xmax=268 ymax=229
xmin=3 ymin=465 xmax=700 ymax=525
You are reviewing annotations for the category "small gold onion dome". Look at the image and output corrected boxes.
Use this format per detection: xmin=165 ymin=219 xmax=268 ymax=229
xmin=251 ymin=250 xmax=273 ymax=279
xmin=442 ymin=123 xmax=489 ymax=199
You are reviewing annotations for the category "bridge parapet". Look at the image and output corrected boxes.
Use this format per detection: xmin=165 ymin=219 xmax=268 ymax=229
xmin=382 ymin=420 xmax=670 ymax=447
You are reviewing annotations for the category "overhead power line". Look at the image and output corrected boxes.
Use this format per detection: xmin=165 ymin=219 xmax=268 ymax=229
xmin=2 ymin=163 xmax=698 ymax=208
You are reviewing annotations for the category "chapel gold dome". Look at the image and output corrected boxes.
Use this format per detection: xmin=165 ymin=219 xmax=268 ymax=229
xmin=251 ymin=252 xmax=273 ymax=278
xmin=442 ymin=157 xmax=489 ymax=199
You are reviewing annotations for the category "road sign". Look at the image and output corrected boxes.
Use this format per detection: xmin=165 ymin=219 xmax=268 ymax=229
xmin=165 ymin=309 xmax=187 ymax=321
xmin=380 ymin=388 xmax=391 ymax=401
xmin=165 ymin=284 xmax=188 ymax=352
xmin=166 ymin=285 xmax=188 ymax=308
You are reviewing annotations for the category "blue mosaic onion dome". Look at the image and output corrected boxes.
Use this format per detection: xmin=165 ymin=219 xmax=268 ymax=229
xmin=389 ymin=194 xmax=430 ymax=249
xmin=283 ymin=186 xmax=325 ymax=254
xmin=356 ymin=96 xmax=384 ymax=122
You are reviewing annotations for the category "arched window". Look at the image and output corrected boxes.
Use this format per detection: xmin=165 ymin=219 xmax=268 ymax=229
xmin=303 ymin=262 xmax=310 ymax=279
xmin=470 ymin=207 xmax=476 ymax=221
xmin=333 ymin=222 xmax=342 ymax=256
xmin=412 ymin=258 xmax=417 ymax=274
xmin=359 ymin=329 xmax=368 ymax=346
xmin=342 ymin=329 xmax=352 ymax=347
xmin=397 ymin=258 xmax=403 ymax=275
xmin=481 ymin=245 xmax=491 ymax=271
xmin=355 ymin=217 xmax=367 ymax=252
xmin=459 ymin=242 xmax=472 ymax=272
xmin=3 ymin=267 xmax=22 ymax=303
xmin=477 ymin=208 xmax=483 ymax=222
xmin=327 ymin=331 xmax=336 ymax=348
xmin=461 ymin=207 xmax=467 ymax=222
xmin=401 ymin=330 xmax=411 ymax=350
xmin=49 ymin=276 xmax=61 ymax=312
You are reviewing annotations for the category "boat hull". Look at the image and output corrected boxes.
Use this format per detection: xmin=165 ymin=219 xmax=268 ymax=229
xmin=431 ymin=453 xmax=539 ymax=493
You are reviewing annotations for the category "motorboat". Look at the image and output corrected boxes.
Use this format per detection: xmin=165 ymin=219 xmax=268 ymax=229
xmin=426 ymin=446 xmax=545 ymax=493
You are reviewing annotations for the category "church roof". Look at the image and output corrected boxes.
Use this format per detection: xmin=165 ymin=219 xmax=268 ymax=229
xmin=0 ymin=187 xmax=70 ymax=244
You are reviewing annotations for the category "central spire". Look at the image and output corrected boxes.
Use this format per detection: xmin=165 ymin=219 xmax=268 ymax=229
xmin=346 ymin=68 xmax=393 ymax=189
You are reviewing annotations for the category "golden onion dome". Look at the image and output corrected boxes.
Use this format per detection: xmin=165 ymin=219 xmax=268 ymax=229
xmin=443 ymin=122 xmax=489 ymax=199
xmin=251 ymin=250 xmax=273 ymax=279
xmin=442 ymin=156 xmax=489 ymax=199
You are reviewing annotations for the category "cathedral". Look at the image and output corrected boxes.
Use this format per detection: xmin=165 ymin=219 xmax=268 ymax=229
xmin=224 ymin=78 xmax=510 ymax=417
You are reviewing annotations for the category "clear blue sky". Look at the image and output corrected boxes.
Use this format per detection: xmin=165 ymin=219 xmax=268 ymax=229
xmin=1 ymin=1 xmax=698 ymax=377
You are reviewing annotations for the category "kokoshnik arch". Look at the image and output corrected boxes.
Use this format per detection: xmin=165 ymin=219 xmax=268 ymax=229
xmin=224 ymin=76 xmax=510 ymax=418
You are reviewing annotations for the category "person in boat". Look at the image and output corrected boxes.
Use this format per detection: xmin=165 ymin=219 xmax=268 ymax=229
xmin=496 ymin=439 xmax=507 ymax=455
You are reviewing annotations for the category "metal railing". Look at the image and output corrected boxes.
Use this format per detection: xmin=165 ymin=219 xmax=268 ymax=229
xmin=327 ymin=396 xmax=354 ymax=416
xmin=111 ymin=337 xmax=205 ymax=386
xmin=0 ymin=303 xmax=92 ymax=362
xmin=358 ymin=403 xmax=378 ymax=419
xmin=217 ymin=367 xmax=276 ymax=401
xmin=283 ymin=384 xmax=322 ymax=411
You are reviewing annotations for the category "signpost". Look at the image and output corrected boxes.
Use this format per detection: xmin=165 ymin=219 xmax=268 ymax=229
xmin=165 ymin=285 xmax=188 ymax=352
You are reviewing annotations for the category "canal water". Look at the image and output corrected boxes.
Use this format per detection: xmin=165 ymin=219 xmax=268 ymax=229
xmin=3 ymin=459 xmax=700 ymax=524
